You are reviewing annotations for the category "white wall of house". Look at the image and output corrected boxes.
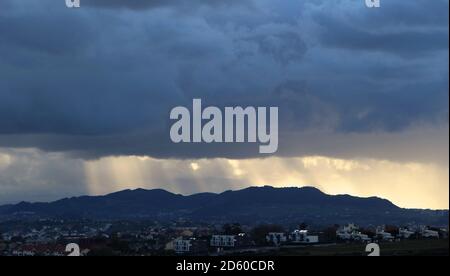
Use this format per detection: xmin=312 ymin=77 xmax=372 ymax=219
xmin=210 ymin=235 xmax=236 ymax=247
xmin=174 ymin=239 xmax=192 ymax=253
xmin=291 ymin=230 xmax=319 ymax=244
xmin=266 ymin=232 xmax=287 ymax=244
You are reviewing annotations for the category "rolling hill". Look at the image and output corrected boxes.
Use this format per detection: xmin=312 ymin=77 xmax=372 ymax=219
xmin=0 ymin=186 xmax=447 ymax=226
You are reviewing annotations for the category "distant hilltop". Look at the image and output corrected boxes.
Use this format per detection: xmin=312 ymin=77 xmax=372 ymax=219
xmin=0 ymin=186 xmax=448 ymax=226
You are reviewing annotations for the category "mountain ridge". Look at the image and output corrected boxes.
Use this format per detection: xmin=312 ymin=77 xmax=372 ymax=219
xmin=0 ymin=186 xmax=447 ymax=226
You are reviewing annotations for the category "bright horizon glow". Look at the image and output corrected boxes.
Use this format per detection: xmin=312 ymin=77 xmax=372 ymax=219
xmin=83 ymin=155 xmax=449 ymax=210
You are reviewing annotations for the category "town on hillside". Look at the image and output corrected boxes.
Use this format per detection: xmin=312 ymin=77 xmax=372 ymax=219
xmin=0 ymin=219 xmax=448 ymax=256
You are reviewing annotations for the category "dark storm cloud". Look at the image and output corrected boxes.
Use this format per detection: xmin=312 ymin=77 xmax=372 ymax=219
xmin=0 ymin=0 xmax=448 ymax=160
xmin=352 ymin=0 xmax=449 ymax=28
xmin=314 ymin=0 xmax=449 ymax=58
xmin=319 ymin=23 xmax=448 ymax=58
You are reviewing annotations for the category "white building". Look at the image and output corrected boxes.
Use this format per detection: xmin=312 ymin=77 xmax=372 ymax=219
xmin=337 ymin=223 xmax=357 ymax=240
xmin=420 ymin=227 xmax=439 ymax=239
xmin=210 ymin=235 xmax=236 ymax=247
xmin=336 ymin=230 xmax=352 ymax=240
xmin=174 ymin=239 xmax=192 ymax=253
xmin=336 ymin=224 xmax=371 ymax=242
xmin=266 ymin=232 xmax=287 ymax=245
xmin=290 ymin=230 xmax=319 ymax=244
xmin=399 ymin=228 xmax=415 ymax=239
xmin=376 ymin=226 xmax=394 ymax=241
xmin=351 ymin=232 xmax=371 ymax=242
xmin=342 ymin=223 xmax=359 ymax=233
xmin=337 ymin=223 xmax=358 ymax=240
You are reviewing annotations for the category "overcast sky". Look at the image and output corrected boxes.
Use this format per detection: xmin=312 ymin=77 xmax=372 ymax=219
xmin=0 ymin=0 xmax=448 ymax=208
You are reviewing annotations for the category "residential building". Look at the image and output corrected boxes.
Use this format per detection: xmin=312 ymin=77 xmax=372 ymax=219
xmin=174 ymin=239 xmax=192 ymax=253
xmin=290 ymin=230 xmax=319 ymax=244
xmin=376 ymin=226 xmax=394 ymax=241
xmin=266 ymin=232 xmax=287 ymax=245
xmin=210 ymin=235 xmax=236 ymax=247
xmin=399 ymin=228 xmax=415 ymax=239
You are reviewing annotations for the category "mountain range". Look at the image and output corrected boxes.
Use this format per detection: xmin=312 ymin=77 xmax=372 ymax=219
xmin=0 ymin=186 xmax=448 ymax=226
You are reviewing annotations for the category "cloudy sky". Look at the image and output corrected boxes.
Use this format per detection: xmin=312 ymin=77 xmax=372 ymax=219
xmin=0 ymin=0 xmax=448 ymax=209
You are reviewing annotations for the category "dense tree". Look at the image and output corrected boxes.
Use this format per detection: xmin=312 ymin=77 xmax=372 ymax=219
xmin=222 ymin=223 xmax=242 ymax=235
xmin=385 ymin=225 xmax=399 ymax=236
xmin=299 ymin=222 xmax=308 ymax=230
xmin=322 ymin=226 xmax=338 ymax=242
xmin=361 ymin=228 xmax=376 ymax=239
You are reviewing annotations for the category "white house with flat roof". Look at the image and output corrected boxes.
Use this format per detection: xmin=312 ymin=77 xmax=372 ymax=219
xmin=210 ymin=235 xmax=236 ymax=247
xmin=376 ymin=226 xmax=394 ymax=241
xmin=174 ymin=239 xmax=192 ymax=253
xmin=290 ymin=230 xmax=319 ymax=244
xmin=399 ymin=228 xmax=415 ymax=239
xmin=266 ymin=232 xmax=287 ymax=245
xmin=420 ymin=227 xmax=439 ymax=239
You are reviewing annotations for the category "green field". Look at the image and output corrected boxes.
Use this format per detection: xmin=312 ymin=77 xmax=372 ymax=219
xmin=273 ymin=239 xmax=449 ymax=256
